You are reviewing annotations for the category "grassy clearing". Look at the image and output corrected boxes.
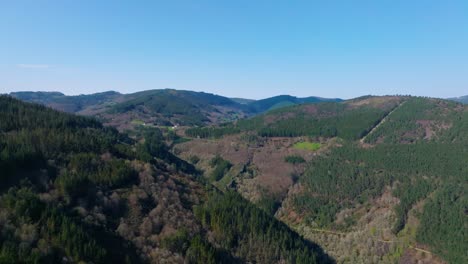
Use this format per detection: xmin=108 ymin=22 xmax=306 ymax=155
xmin=131 ymin=119 xmax=145 ymax=125
xmin=293 ymin=141 xmax=321 ymax=151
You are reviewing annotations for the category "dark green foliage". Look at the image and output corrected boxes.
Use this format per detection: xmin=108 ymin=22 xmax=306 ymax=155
xmin=54 ymin=153 xmax=137 ymax=200
xmin=42 ymin=209 xmax=107 ymax=262
xmin=284 ymin=155 xmax=306 ymax=164
xmin=186 ymin=101 xmax=396 ymax=140
xmin=110 ymin=89 xmax=244 ymax=126
xmin=0 ymin=95 xmax=103 ymax=131
xmin=296 ymin=142 xmax=468 ymax=229
xmin=256 ymin=196 xmax=281 ymax=215
xmin=194 ymin=191 xmax=332 ymax=264
xmin=0 ymin=95 xmax=335 ymax=264
xmin=137 ymin=128 xmax=197 ymax=173
xmin=160 ymin=229 xmax=238 ymax=263
xmin=185 ymin=235 xmax=217 ymax=264
xmin=294 ymin=195 xmax=342 ymax=228
xmin=166 ymin=130 xmax=191 ymax=145
xmin=392 ymin=178 xmax=433 ymax=234
xmin=111 ymin=92 xmax=207 ymax=125
xmin=254 ymin=104 xmax=388 ymax=139
xmin=0 ymin=96 xmax=134 ymax=192
xmin=209 ymin=155 xmax=232 ymax=181
xmin=0 ymin=187 xmax=140 ymax=263
xmin=137 ymin=128 xmax=170 ymax=161
xmin=0 ymin=97 xmax=143 ymax=262
xmin=416 ymin=184 xmax=467 ymax=263
xmin=1 ymin=187 xmax=45 ymax=222
xmin=365 ymin=98 xmax=467 ymax=144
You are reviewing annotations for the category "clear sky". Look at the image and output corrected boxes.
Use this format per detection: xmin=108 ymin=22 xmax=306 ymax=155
xmin=1 ymin=0 xmax=467 ymax=99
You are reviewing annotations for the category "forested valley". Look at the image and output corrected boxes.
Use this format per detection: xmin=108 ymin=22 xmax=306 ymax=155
xmin=178 ymin=96 xmax=467 ymax=264
xmin=2 ymin=93 xmax=467 ymax=264
xmin=0 ymin=96 xmax=330 ymax=263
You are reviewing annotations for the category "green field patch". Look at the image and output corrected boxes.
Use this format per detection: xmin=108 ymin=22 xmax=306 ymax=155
xmin=131 ymin=119 xmax=145 ymax=125
xmin=293 ymin=141 xmax=321 ymax=151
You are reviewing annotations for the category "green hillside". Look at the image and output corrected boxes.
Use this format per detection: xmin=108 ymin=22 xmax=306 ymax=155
xmin=364 ymin=97 xmax=467 ymax=144
xmin=10 ymin=90 xmax=344 ymax=129
xmin=187 ymin=96 xmax=403 ymax=140
xmin=181 ymin=96 xmax=468 ymax=263
xmin=109 ymin=89 xmax=247 ymax=126
xmin=247 ymin=95 xmax=343 ymax=113
xmin=0 ymin=96 xmax=330 ymax=263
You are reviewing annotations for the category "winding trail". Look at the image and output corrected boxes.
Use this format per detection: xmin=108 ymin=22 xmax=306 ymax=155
xmin=360 ymin=101 xmax=407 ymax=144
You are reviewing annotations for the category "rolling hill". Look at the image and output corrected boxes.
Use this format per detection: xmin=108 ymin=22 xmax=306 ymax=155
xmin=10 ymin=91 xmax=121 ymax=113
xmin=0 ymin=95 xmax=332 ymax=263
xmin=178 ymin=95 xmax=468 ymax=264
xmin=10 ymin=89 xmax=252 ymax=129
xmin=246 ymin=95 xmax=343 ymax=113
xmin=105 ymin=89 xmax=250 ymax=127
xmin=6 ymin=90 xmax=467 ymax=263
xmin=10 ymin=89 xmax=343 ymax=131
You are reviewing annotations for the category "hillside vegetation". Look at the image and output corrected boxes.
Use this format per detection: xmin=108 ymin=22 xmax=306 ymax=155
xmin=246 ymin=95 xmax=342 ymax=113
xmin=181 ymin=96 xmax=468 ymax=263
xmin=10 ymin=91 xmax=120 ymax=113
xmin=186 ymin=96 xmax=403 ymax=140
xmin=0 ymin=96 xmax=330 ymax=263
xmin=10 ymin=90 xmax=342 ymax=131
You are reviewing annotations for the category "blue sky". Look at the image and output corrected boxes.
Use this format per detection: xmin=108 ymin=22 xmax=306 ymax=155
xmin=1 ymin=0 xmax=467 ymax=99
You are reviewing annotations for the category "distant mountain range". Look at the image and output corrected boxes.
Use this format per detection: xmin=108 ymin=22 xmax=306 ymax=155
xmin=9 ymin=91 xmax=121 ymax=112
xmin=9 ymin=89 xmax=342 ymax=130
xmin=246 ymin=95 xmax=342 ymax=113
xmin=448 ymin=95 xmax=468 ymax=104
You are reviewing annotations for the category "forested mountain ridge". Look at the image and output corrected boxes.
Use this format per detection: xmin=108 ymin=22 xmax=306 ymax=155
xmin=10 ymin=89 xmax=250 ymax=128
xmin=448 ymin=95 xmax=468 ymax=104
xmin=0 ymin=95 xmax=331 ymax=263
xmin=105 ymin=89 xmax=251 ymax=127
xmin=177 ymin=95 xmax=468 ymax=263
xmin=10 ymin=90 xmax=121 ymax=113
xmin=5 ymin=92 xmax=467 ymax=263
xmin=9 ymin=90 xmax=343 ymax=131
xmin=186 ymin=96 xmax=405 ymax=140
xmin=247 ymin=95 xmax=343 ymax=113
